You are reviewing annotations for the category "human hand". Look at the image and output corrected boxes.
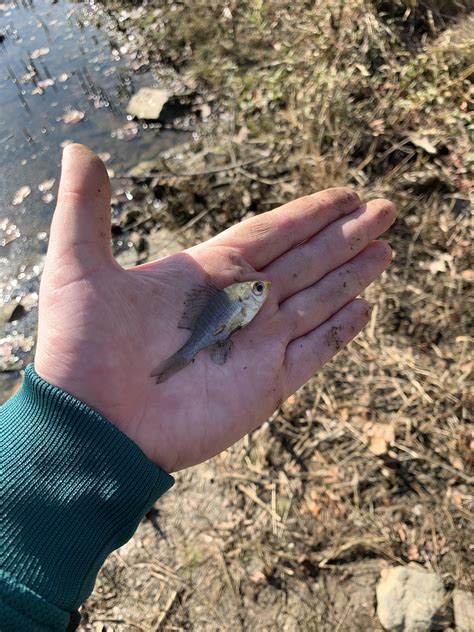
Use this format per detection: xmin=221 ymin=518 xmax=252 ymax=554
xmin=35 ymin=144 xmax=395 ymax=472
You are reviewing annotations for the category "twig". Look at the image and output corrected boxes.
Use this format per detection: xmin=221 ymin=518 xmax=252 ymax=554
xmin=334 ymin=601 xmax=353 ymax=632
xmin=110 ymin=155 xmax=271 ymax=180
xmin=216 ymin=550 xmax=238 ymax=597
xmin=155 ymin=589 xmax=181 ymax=630
xmin=237 ymin=483 xmax=282 ymax=523
xmin=238 ymin=166 xmax=292 ymax=185
xmin=393 ymin=442 xmax=474 ymax=484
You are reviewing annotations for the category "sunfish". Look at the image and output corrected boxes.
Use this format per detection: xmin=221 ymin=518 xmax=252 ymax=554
xmin=151 ymin=280 xmax=270 ymax=383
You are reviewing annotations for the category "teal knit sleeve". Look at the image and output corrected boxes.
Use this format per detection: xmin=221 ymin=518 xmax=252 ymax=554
xmin=0 ymin=365 xmax=174 ymax=631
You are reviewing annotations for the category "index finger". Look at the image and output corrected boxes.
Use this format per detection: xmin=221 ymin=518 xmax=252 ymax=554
xmin=211 ymin=187 xmax=361 ymax=269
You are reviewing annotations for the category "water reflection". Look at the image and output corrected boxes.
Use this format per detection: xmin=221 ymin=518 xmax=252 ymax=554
xmin=0 ymin=0 xmax=191 ymax=397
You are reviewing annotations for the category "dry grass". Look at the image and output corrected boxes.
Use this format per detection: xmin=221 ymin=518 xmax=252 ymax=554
xmin=81 ymin=0 xmax=473 ymax=629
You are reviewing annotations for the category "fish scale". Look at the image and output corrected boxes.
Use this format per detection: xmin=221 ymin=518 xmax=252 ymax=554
xmin=188 ymin=295 xmax=240 ymax=351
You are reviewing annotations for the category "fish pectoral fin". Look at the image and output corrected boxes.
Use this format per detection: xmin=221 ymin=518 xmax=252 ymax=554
xmin=210 ymin=339 xmax=233 ymax=366
xmin=212 ymin=323 xmax=227 ymax=337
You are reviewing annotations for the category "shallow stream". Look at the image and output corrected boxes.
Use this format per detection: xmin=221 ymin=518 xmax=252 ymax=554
xmin=0 ymin=0 xmax=190 ymax=398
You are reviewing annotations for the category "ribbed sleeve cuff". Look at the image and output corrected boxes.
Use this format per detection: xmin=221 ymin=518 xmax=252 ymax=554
xmin=1 ymin=365 xmax=174 ymax=619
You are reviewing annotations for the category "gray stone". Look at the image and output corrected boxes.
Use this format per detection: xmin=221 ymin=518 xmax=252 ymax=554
xmin=127 ymin=88 xmax=170 ymax=120
xmin=453 ymin=589 xmax=474 ymax=632
xmin=114 ymin=246 xmax=137 ymax=269
xmin=376 ymin=564 xmax=445 ymax=631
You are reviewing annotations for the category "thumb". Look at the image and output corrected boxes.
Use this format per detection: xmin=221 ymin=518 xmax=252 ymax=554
xmin=47 ymin=143 xmax=113 ymax=265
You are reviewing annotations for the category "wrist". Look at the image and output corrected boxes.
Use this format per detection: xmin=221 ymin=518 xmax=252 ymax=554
xmin=1 ymin=365 xmax=174 ymax=613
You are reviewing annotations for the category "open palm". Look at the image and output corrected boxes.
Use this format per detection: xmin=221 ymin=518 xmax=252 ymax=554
xmin=35 ymin=145 xmax=395 ymax=472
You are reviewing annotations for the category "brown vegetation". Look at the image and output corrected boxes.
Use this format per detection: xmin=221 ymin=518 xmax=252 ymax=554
xmin=82 ymin=0 xmax=473 ymax=629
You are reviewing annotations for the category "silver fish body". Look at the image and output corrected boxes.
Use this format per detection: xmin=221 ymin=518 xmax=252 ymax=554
xmin=151 ymin=280 xmax=270 ymax=383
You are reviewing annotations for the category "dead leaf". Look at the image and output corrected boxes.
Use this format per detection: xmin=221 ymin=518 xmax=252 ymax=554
xmin=460 ymin=360 xmax=473 ymax=374
xmin=364 ymin=422 xmax=395 ymax=455
xmin=449 ymin=456 xmax=465 ymax=471
xmin=419 ymin=253 xmax=454 ymax=275
xmin=21 ymin=71 xmax=36 ymax=82
xmin=355 ymin=63 xmax=370 ymax=76
xmin=113 ymin=121 xmax=139 ymax=141
xmin=249 ymin=570 xmax=266 ymax=583
xmin=13 ymin=185 xmax=31 ymax=205
xmin=448 ymin=489 xmax=463 ymax=507
xmin=233 ymin=126 xmax=249 ymax=144
xmin=38 ymin=178 xmax=55 ymax=192
xmin=19 ymin=292 xmax=39 ymax=311
xmin=0 ymin=334 xmax=34 ymax=371
xmin=408 ymin=133 xmax=438 ymax=155
xmin=304 ymin=498 xmax=321 ymax=517
xmin=62 ymin=110 xmax=85 ymax=124
xmin=0 ymin=218 xmax=21 ymax=245
xmin=42 ymin=193 xmax=54 ymax=204
xmin=56 ymin=73 xmax=69 ymax=82
xmin=200 ymin=103 xmax=212 ymax=119
xmin=98 ymin=152 xmax=111 ymax=163
xmin=339 ymin=408 xmax=349 ymax=422
xmin=30 ymin=47 xmax=49 ymax=59
xmin=37 ymin=78 xmax=54 ymax=89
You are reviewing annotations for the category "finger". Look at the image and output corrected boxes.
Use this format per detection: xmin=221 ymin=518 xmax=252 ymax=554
xmin=284 ymin=298 xmax=372 ymax=394
xmin=211 ymin=187 xmax=361 ymax=269
xmin=281 ymin=241 xmax=391 ymax=341
xmin=267 ymin=198 xmax=395 ymax=302
xmin=48 ymin=144 xmax=113 ymax=264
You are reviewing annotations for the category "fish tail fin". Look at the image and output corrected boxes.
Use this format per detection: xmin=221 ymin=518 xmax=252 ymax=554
xmin=150 ymin=350 xmax=192 ymax=384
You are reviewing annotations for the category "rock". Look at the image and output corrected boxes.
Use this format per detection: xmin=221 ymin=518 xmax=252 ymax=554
xmin=453 ymin=589 xmax=474 ymax=632
xmin=0 ymin=218 xmax=21 ymax=244
xmin=113 ymin=121 xmax=139 ymax=142
xmin=1 ymin=303 xmax=17 ymax=326
xmin=147 ymin=227 xmax=186 ymax=260
xmin=114 ymin=246 xmax=137 ymax=269
xmin=127 ymin=88 xmax=170 ymax=120
xmin=62 ymin=109 xmax=85 ymax=125
xmin=376 ymin=564 xmax=445 ymax=631
xmin=0 ymin=334 xmax=34 ymax=372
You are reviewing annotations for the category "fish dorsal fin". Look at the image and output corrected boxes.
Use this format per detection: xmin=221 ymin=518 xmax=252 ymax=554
xmin=178 ymin=282 xmax=220 ymax=330
xmin=209 ymin=339 xmax=233 ymax=365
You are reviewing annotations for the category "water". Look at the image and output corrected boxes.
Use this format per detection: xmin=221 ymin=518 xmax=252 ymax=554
xmin=0 ymin=0 xmax=190 ymax=398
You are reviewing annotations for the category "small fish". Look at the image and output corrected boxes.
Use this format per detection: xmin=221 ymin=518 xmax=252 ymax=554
xmin=151 ymin=280 xmax=271 ymax=384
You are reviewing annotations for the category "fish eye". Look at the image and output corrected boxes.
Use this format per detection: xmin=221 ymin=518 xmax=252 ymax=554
xmin=252 ymin=281 xmax=265 ymax=295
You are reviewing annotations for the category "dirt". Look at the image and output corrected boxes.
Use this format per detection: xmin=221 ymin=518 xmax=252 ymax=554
xmin=82 ymin=0 xmax=472 ymax=627
xmin=3 ymin=0 xmax=473 ymax=629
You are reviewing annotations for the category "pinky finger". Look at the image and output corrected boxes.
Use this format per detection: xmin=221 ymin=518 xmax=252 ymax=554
xmin=284 ymin=298 xmax=372 ymax=393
